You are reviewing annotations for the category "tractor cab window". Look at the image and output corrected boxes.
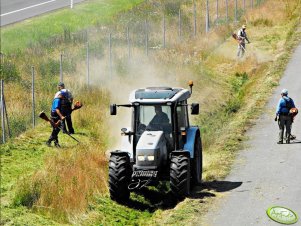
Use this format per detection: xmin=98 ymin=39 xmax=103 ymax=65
xmin=136 ymin=105 xmax=174 ymax=150
xmin=176 ymin=101 xmax=188 ymax=129
xmin=137 ymin=105 xmax=172 ymax=133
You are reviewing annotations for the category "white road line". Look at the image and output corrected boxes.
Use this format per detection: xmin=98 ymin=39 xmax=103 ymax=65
xmin=0 ymin=0 xmax=57 ymax=17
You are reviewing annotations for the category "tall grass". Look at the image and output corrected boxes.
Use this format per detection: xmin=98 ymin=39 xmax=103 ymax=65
xmin=12 ymin=87 xmax=110 ymax=222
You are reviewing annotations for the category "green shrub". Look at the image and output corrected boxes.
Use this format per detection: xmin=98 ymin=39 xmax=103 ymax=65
xmin=13 ymin=177 xmax=41 ymax=208
xmin=0 ymin=60 xmax=20 ymax=82
xmin=10 ymin=116 xmax=31 ymax=137
xmin=39 ymin=59 xmax=60 ymax=78
xmin=230 ymin=72 xmax=248 ymax=93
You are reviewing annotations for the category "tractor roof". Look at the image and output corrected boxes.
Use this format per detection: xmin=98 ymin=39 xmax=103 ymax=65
xmin=129 ymin=87 xmax=191 ymax=104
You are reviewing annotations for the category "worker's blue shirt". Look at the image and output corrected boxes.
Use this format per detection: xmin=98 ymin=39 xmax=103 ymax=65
xmin=51 ymin=98 xmax=61 ymax=113
xmin=276 ymin=96 xmax=295 ymax=115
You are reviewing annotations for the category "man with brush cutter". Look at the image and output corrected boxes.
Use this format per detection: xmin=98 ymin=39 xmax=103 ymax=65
xmin=40 ymin=91 xmax=82 ymax=147
xmin=45 ymin=90 xmax=67 ymax=147
xmin=232 ymin=24 xmax=251 ymax=58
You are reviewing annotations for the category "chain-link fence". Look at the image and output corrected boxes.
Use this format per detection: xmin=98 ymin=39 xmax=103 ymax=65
xmin=0 ymin=0 xmax=265 ymax=143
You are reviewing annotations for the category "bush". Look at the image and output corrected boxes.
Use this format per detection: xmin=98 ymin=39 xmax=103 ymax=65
xmin=39 ymin=59 xmax=60 ymax=78
xmin=0 ymin=60 xmax=20 ymax=82
xmin=13 ymin=177 xmax=41 ymax=208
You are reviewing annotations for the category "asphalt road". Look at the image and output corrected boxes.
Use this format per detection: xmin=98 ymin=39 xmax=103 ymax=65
xmin=0 ymin=0 xmax=85 ymax=26
xmin=205 ymin=42 xmax=301 ymax=225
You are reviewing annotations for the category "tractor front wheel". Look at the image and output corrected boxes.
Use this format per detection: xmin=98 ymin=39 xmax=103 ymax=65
xmin=109 ymin=153 xmax=131 ymax=203
xmin=170 ymin=154 xmax=190 ymax=199
xmin=192 ymin=136 xmax=203 ymax=185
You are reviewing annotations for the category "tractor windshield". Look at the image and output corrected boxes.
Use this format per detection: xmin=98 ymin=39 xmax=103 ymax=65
xmin=137 ymin=105 xmax=172 ymax=133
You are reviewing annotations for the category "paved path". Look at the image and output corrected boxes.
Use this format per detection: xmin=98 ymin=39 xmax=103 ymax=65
xmin=0 ymin=0 xmax=85 ymax=26
xmin=205 ymin=43 xmax=301 ymax=226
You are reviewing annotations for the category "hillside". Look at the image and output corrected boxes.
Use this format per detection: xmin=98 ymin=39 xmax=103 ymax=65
xmin=1 ymin=0 xmax=301 ymax=225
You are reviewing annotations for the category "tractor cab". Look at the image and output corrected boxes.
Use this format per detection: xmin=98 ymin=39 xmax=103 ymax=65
xmin=109 ymin=82 xmax=202 ymax=202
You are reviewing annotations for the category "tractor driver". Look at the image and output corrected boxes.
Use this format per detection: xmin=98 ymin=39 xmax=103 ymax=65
xmin=147 ymin=106 xmax=170 ymax=131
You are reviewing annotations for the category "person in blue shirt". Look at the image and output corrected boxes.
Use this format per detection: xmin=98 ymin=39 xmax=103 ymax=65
xmin=46 ymin=91 xmax=66 ymax=147
xmin=55 ymin=82 xmax=74 ymax=134
xmin=275 ymin=89 xmax=295 ymax=144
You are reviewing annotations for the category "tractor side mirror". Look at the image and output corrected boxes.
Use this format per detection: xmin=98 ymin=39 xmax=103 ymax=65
xmin=110 ymin=104 xmax=117 ymax=115
xmin=121 ymin=128 xmax=134 ymax=138
xmin=191 ymin=103 xmax=199 ymax=115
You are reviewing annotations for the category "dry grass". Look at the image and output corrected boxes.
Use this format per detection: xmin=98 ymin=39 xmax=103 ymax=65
xmin=33 ymin=145 xmax=108 ymax=221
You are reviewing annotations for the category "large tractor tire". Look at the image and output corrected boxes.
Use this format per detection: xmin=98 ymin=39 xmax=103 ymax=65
xmin=191 ymin=135 xmax=203 ymax=185
xmin=109 ymin=153 xmax=131 ymax=203
xmin=170 ymin=153 xmax=191 ymax=199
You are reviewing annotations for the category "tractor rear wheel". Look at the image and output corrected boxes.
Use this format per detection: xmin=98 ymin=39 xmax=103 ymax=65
xmin=192 ymin=136 xmax=203 ymax=185
xmin=109 ymin=153 xmax=131 ymax=203
xmin=170 ymin=154 xmax=190 ymax=199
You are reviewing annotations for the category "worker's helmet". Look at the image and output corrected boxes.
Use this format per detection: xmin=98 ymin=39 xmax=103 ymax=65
xmin=58 ymin=82 xmax=65 ymax=88
xmin=242 ymin=25 xmax=247 ymax=29
xmin=281 ymin=89 xmax=288 ymax=95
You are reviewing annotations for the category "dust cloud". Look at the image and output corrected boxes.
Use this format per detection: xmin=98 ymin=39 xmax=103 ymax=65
xmin=87 ymin=51 xmax=184 ymax=152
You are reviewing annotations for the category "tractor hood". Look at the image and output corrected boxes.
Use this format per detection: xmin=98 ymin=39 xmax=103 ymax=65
xmin=135 ymin=131 xmax=167 ymax=169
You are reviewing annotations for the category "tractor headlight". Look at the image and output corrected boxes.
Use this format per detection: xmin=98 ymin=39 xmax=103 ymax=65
xmin=137 ymin=155 xmax=145 ymax=161
xmin=147 ymin=155 xmax=155 ymax=161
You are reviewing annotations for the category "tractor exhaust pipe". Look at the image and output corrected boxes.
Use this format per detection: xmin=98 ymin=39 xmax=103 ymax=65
xmin=188 ymin=80 xmax=193 ymax=94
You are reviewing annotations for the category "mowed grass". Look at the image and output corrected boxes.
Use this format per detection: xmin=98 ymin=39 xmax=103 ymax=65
xmin=1 ymin=0 xmax=143 ymax=53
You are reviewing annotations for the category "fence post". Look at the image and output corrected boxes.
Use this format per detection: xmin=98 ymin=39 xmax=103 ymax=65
xmin=109 ymin=33 xmax=112 ymax=78
xmin=251 ymin=0 xmax=254 ymax=8
xmin=243 ymin=0 xmax=246 ymax=10
xmin=32 ymin=66 xmax=35 ymax=128
xmin=163 ymin=14 xmax=166 ymax=48
xmin=70 ymin=0 xmax=73 ymax=9
xmin=235 ymin=0 xmax=238 ymax=22
xmin=60 ymin=53 xmax=63 ymax=82
xmin=145 ymin=20 xmax=149 ymax=56
xmin=193 ymin=0 xmax=197 ymax=36
xmin=127 ymin=26 xmax=131 ymax=60
xmin=205 ymin=0 xmax=210 ymax=33
xmin=0 ymin=52 xmax=4 ymax=65
xmin=1 ymin=80 xmax=5 ymax=143
xmin=86 ymin=42 xmax=90 ymax=86
xmin=178 ymin=9 xmax=182 ymax=39
xmin=3 ymin=97 xmax=10 ymax=138
xmin=226 ymin=0 xmax=229 ymax=22
xmin=216 ymin=0 xmax=219 ymax=23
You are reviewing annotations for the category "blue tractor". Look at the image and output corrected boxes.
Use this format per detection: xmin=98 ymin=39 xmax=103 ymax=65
xmin=109 ymin=82 xmax=202 ymax=202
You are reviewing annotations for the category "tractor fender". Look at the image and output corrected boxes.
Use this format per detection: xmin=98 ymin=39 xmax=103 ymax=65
xmin=110 ymin=150 xmax=130 ymax=157
xmin=183 ymin=126 xmax=200 ymax=159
